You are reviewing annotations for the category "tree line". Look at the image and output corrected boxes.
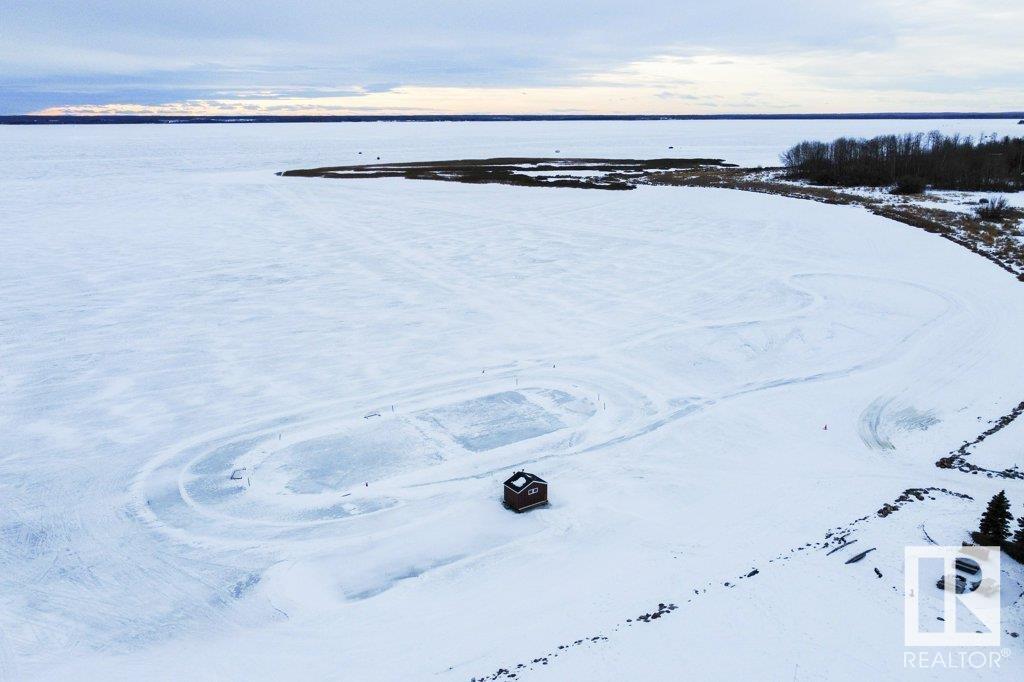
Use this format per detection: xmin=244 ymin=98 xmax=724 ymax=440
xmin=781 ymin=132 xmax=1024 ymax=191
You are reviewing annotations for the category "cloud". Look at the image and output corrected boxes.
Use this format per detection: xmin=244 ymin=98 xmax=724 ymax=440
xmin=3 ymin=0 xmax=1022 ymax=114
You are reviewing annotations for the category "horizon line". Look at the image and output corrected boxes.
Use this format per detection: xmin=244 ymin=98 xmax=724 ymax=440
xmin=3 ymin=112 xmax=1024 ymax=125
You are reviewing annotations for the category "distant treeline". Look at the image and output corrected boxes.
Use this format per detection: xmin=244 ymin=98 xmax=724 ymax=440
xmin=781 ymin=132 xmax=1024 ymax=190
xmin=3 ymin=113 xmax=1024 ymax=125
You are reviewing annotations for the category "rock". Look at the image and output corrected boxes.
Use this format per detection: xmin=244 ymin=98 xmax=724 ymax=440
xmin=936 ymin=574 xmax=967 ymax=594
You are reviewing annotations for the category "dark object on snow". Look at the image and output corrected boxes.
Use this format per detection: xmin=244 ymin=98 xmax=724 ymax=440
xmin=874 ymin=567 xmax=883 ymax=578
xmin=955 ymin=557 xmax=981 ymax=575
xmin=892 ymin=175 xmax=926 ymax=195
xmin=230 ymin=468 xmax=245 ymax=480
xmin=961 ymin=542 xmax=991 ymax=557
xmin=503 ymin=471 xmax=548 ymax=512
xmin=937 ymin=574 xmax=968 ymax=594
xmin=975 ymin=196 xmax=1011 ymax=221
xmin=635 ymin=603 xmax=676 ymax=622
xmin=826 ymin=538 xmax=857 ymax=555
xmin=845 ymin=548 xmax=876 ymax=564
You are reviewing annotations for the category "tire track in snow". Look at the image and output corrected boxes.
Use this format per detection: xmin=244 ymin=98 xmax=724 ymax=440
xmin=418 ymin=272 xmax=966 ymax=488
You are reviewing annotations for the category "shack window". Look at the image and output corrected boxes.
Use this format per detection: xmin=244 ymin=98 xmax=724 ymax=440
xmin=528 ymin=487 xmax=538 ymax=495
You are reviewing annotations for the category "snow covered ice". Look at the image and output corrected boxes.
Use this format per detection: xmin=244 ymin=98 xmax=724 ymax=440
xmin=1 ymin=121 xmax=1023 ymax=680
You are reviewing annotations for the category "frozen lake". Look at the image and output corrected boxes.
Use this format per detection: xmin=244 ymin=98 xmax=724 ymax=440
xmin=3 ymin=117 xmax=1023 ymax=175
xmin=1 ymin=121 xmax=1023 ymax=680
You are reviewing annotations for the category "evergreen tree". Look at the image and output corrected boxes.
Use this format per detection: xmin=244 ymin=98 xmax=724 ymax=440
xmin=1014 ymin=515 xmax=1024 ymax=545
xmin=977 ymin=491 xmax=1013 ymax=543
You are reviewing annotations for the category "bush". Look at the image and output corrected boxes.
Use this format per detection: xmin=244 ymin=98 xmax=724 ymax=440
xmin=781 ymin=132 xmax=1024 ymax=190
xmin=975 ymin=196 xmax=1010 ymax=221
xmin=892 ymin=175 xmax=926 ymax=194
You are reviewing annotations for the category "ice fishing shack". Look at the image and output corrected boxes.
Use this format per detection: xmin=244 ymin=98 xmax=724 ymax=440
xmin=503 ymin=471 xmax=548 ymax=512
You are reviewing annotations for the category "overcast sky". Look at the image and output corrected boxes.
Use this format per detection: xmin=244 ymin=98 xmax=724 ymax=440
xmin=3 ymin=0 xmax=1022 ymax=115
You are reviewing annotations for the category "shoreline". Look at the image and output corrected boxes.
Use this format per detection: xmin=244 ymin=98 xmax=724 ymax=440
xmin=281 ymin=157 xmax=1024 ymax=280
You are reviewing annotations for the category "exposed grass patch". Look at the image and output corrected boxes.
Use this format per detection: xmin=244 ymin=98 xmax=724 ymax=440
xmin=976 ymin=196 xmax=1011 ymax=221
xmin=278 ymin=157 xmax=735 ymax=191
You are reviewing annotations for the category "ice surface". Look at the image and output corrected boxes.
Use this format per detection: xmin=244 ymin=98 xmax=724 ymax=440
xmin=271 ymin=421 xmax=441 ymax=493
xmin=1 ymin=122 xmax=1023 ymax=681
xmin=419 ymin=391 xmax=567 ymax=452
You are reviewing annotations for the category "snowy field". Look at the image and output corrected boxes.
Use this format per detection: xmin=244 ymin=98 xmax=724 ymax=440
xmin=1 ymin=121 xmax=1023 ymax=680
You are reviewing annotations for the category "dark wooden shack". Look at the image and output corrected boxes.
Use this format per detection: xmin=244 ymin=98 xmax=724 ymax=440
xmin=503 ymin=471 xmax=548 ymax=512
